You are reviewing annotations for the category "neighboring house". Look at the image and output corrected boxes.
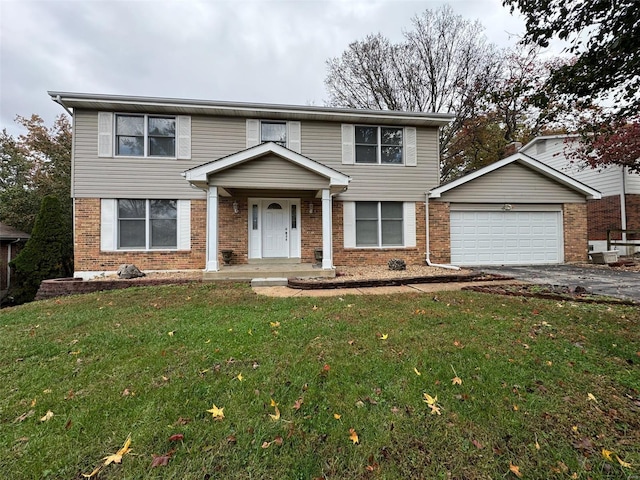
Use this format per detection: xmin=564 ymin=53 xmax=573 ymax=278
xmin=521 ymin=135 xmax=640 ymax=255
xmin=50 ymin=92 xmax=600 ymax=277
xmin=0 ymin=222 xmax=30 ymax=297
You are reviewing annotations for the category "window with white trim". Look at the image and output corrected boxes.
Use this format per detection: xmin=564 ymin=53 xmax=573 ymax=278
xmin=116 ymin=114 xmax=176 ymax=157
xmin=117 ymin=199 xmax=177 ymax=249
xmin=356 ymin=201 xmax=403 ymax=247
xmin=355 ymin=126 xmax=403 ymax=164
xmin=260 ymin=121 xmax=287 ymax=147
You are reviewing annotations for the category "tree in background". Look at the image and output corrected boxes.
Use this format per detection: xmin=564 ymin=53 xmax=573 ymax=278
xmin=504 ymin=0 xmax=640 ymax=171
xmin=325 ymin=5 xmax=502 ymax=182
xmin=324 ymin=7 xmax=573 ymax=181
xmin=0 ymin=114 xmax=72 ymax=233
xmin=8 ymin=196 xmax=73 ymax=305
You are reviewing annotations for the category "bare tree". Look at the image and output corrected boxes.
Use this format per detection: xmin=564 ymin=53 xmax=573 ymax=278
xmin=325 ymin=5 xmax=502 ymax=181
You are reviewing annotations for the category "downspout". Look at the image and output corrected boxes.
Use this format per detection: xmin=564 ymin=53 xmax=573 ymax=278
xmin=620 ymin=167 xmax=628 ymax=254
xmin=53 ymin=95 xmax=73 ymax=118
xmin=424 ymin=192 xmax=460 ymax=270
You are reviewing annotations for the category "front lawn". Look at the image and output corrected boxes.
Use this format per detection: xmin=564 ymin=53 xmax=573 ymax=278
xmin=1 ymin=283 xmax=638 ymax=479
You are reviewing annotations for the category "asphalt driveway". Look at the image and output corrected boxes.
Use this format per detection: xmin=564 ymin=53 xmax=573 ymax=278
xmin=478 ymin=264 xmax=639 ymax=302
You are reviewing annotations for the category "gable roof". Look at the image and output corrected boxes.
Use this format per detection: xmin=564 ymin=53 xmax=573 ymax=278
xmin=183 ymin=142 xmax=351 ymax=192
xmin=0 ymin=222 xmax=30 ymax=241
xmin=48 ymin=91 xmax=454 ymax=127
xmin=429 ymin=152 xmax=601 ymax=200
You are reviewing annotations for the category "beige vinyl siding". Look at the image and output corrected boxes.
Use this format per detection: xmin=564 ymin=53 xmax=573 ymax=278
xmin=301 ymin=121 xmax=440 ymax=201
xmin=210 ymin=155 xmax=328 ymax=190
xmin=73 ymin=112 xmax=246 ymax=199
xmin=524 ymin=138 xmax=620 ymax=197
xmin=438 ymin=163 xmax=585 ymax=203
xmin=624 ymin=170 xmax=640 ymax=194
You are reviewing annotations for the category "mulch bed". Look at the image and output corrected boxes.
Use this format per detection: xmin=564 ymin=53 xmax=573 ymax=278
xmin=462 ymin=283 xmax=638 ymax=306
xmin=287 ymin=272 xmax=513 ymax=290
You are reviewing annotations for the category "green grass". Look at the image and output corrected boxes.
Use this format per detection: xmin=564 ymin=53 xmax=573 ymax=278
xmin=1 ymin=283 xmax=638 ymax=479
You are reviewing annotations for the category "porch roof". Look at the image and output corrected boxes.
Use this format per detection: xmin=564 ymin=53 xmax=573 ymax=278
xmin=183 ymin=142 xmax=351 ymax=195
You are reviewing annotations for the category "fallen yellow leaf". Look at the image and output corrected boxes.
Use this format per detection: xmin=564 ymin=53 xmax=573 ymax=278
xmin=168 ymin=331 xmax=175 ymax=337
xmin=587 ymin=393 xmax=597 ymax=402
xmin=509 ymin=462 xmax=523 ymax=478
xmin=40 ymin=410 xmax=53 ymax=422
xmin=269 ymin=405 xmax=281 ymax=421
xmin=31 ymin=398 xmax=37 ymax=407
xmin=333 ymin=413 xmax=341 ymax=420
xmin=81 ymin=466 xmax=102 ymax=478
xmin=602 ymin=448 xmax=614 ymax=461
xmin=103 ymin=434 xmax=131 ymax=466
xmin=207 ymin=404 xmax=225 ymax=420
xmin=414 ymin=367 xmax=421 ymax=376
xmin=422 ymin=393 xmax=437 ymax=405
xmin=348 ymin=428 xmax=359 ymax=444
xmin=428 ymin=403 xmax=441 ymax=415
xmin=616 ymin=454 xmax=632 ymax=468
xmin=380 ymin=333 xmax=388 ymax=340
xmin=270 ymin=321 xmax=280 ymax=328
xmin=452 ymin=376 xmax=462 ymax=385
xmin=236 ymin=373 xmax=244 ymax=382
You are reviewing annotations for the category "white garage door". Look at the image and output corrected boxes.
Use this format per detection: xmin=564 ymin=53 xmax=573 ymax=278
xmin=450 ymin=210 xmax=563 ymax=265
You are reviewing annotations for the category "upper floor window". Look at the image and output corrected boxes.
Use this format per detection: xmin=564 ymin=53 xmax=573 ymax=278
xmin=261 ymin=121 xmax=287 ymax=147
xmin=116 ymin=115 xmax=176 ymax=157
xmin=355 ymin=126 xmax=403 ymax=164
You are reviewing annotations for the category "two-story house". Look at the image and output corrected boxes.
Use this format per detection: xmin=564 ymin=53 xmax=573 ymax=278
xmin=50 ymin=92 xmax=600 ymax=278
xmin=521 ymin=135 xmax=640 ymax=255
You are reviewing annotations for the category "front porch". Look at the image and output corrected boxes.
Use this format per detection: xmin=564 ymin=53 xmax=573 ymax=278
xmin=202 ymin=262 xmax=335 ymax=281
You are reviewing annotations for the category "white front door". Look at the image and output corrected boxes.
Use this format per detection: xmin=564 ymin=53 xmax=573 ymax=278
xmin=262 ymin=201 xmax=289 ymax=257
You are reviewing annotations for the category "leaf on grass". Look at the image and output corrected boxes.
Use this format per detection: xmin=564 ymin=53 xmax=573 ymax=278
xmin=535 ymin=440 xmax=540 ymax=450
xmin=269 ymin=405 xmax=281 ymax=421
xmin=150 ymin=453 xmax=171 ymax=468
xmin=168 ymin=331 xmax=175 ymax=337
xmin=292 ymin=398 xmax=303 ymax=410
xmin=348 ymin=428 xmax=359 ymax=444
xmin=602 ymin=448 xmax=614 ymax=461
xmin=428 ymin=404 xmax=442 ymax=415
xmin=13 ymin=410 xmax=34 ymax=423
xmin=270 ymin=398 xmax=278 ymax=407
xmin=380 ymin=333 xmax=388 ymax=340
xmin=269 ymin=321 xmax=280 ymax=328
xmin=261 ymin=441 xmax=271 ymax=449
xmin=274 ymin=436 xmax=283 ymax=446
xmin=207 ymin=404 xmax=225 ymax=420
xmin=333 ymin=413 xmax=341 ymax=420
xmin=414 ymin=367 xmax=421 ymax=376
xmin=452 ymin=376 xmax=462 ymax=385
xmin=40 ymin=410 xmax=54 ymax=422
xmin=616 ymin=454 xmax=631 ymax=468
xmin=472 ymin=439 xmax=484 ymax=449
xmin=422 ymin=393 xmax=437 ymax=405
xmin=103 ymin=434 xmax=132 ymax=466
xmin=587 ymin=393 xmax=597 ymax=402
xmin=30 ymin=398 xmax=36 ymax=407
xmin=509 ymin=462 xmax=523 ymax=478
xmin=236 ymin=373 xmax=244 ymax=382
xmin=168 ymin=434 xmax=184 ymax=442
xmin=82 ymin=466 xmax=102 ymax=478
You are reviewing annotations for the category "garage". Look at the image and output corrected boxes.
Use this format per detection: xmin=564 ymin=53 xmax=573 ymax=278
xmin=428 ymin=153 xmax=601 ymax=266
xmin=450 ymin=208 xmax=562 ymax=265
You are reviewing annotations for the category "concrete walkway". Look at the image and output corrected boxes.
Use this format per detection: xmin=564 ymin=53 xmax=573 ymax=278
xmin=253 ymin=280 xmax=517 ymax=297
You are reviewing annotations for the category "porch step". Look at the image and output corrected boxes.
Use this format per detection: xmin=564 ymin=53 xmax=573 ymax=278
xmin=251 ymin=278 xmax=288 ymax=287
xmin=203 ymin=263 xmax=335 ymax=281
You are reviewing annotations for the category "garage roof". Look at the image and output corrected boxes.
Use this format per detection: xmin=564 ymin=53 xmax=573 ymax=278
xmin=429 ymin=153 xmax=602 ymax=200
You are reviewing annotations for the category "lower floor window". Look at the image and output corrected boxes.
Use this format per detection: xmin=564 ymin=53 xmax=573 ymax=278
xmin=356 ymin=201 xmax=403 ymax=247
xmin=118 ymin=199 xmax=177 ymax=249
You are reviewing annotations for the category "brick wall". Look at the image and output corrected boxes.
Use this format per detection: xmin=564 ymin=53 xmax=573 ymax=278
xmin=563 ymin=203 xmax=588 ymax=262
xmin=74 ymin=198 xmax=206 ymax=272
xmin=301 ymin=199 xmax=323 ymax=263
xmin=586 ymin=195 xmax=622 ymax=240
xmin=332 ymin=201 xmax=427 ymax=266
xmin=218 ymin=197 xmax=248 ymax=264
xmin=428 ymin=201 xmax=451 ymax=264
xmin=625 ymin=194 xmax=640 ymax=241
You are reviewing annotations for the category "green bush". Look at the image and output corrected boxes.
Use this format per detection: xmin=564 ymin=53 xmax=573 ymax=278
xmin=8 ymin=196 xmax=73 ymax=304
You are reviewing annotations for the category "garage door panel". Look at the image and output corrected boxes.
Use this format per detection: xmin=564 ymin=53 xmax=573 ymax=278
xmin=450 ymin=210 xmax=562 ymax=265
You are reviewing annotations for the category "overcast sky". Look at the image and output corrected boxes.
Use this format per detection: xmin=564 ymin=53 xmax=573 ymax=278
xmin=0 ymin=0 xmax=527 ymax=136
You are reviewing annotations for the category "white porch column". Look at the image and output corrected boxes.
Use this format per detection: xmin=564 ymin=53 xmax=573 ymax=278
xmin=206 ymin=186 xmax=219 ymax=271
xmin=321 ymin=188 xmax=333 ymax=270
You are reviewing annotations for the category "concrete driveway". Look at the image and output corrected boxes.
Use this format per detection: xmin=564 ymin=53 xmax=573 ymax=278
xmin=478 ymin=264 xmax=639 ymax=302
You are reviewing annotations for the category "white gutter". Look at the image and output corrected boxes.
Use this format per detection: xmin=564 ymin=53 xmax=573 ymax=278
xmin=424 ymin=193 xmax=460 ymax=270
xmin=53 ymin=95 xmax=74 ymax=117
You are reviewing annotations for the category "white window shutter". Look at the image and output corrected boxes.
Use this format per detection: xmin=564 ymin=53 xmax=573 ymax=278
xmin=100 ymin=199 xmax=117 ymax=251
xmin=176 ymin=116 xmax=191 ymax=159
xmin=405 ymin=127 xmax=417 ymax=166
xmin=403 ymin=202 xmax=416 ymax=247
xmin=343 ymin=201 xmax=356 ymax=248
xmin=341 ymin=124 xmax=354 ymax=165
xmin=177 ymin=200 xmax=191 ymax=250
xmin=246 ymin=119 xmax=260 ymax=148
xmin=288 ymin=121 xmax=301 ymax=153
xmin=98 ymin=112 xmax=113 ymax=157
